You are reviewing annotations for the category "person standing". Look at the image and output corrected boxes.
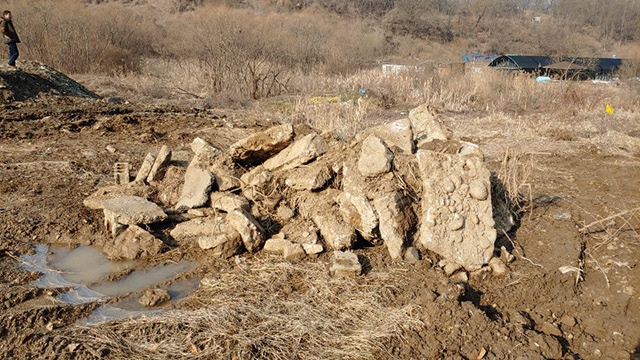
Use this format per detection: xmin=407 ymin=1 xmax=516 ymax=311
xmin=1 ymin=10 xmax=20 ymax=69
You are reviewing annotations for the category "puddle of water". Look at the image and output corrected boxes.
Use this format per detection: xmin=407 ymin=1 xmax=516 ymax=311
xmin=91 ymin=261 xmax=196 ymax=297
xmin=76 ymin=304 xmax=164 ymax=326
xmin=20 ymin=244 xmax=199 ymax=308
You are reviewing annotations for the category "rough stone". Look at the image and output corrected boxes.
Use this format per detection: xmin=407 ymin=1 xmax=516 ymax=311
xmin=417 ymin=149 xmax=495 ymax=271
xmin=356 ymin=118 xmax=414 ymax=154
xmin=103 ymin=224 xmax=164 ymax=260
xmin=102 ymin=196 xmax=167 ymax=237
xmin=147 ymin=145 xmax=172 ymax=182
xmin=139 ymin=288 xmax=171 ymax=307
xmin=450 ymin=271 xmax=469 ymax=283
xmin=373 ymin=191 xmax=415 ymax=260
xmin=302 ymin=243 xmax=324 ymax=255
xmin=229 ymin=124 xmax=294 ymax=164
xmin=263 ymin=133 xmax=327 ymax=171
xmin=489 ymin=257 xmax=508 ymax=276
xmin=210 ymin=192 xmax=250 ymax=213
xmin=312 ymin=211 xmax=356 ymax=251
xmin=284 ymin=243 xmax=306 ymax=261
xmin=357 ymin=136 xmax=394 ymax=177
xmin=212 ymin=165 xmax=241 ymax=192
xmin=408 ymin=104 xmax=450 ymax=146
xmin=83 ymin=184 xmax=151 ymax=210
xmin=285 ymin=162 xmax=333 ymax=191
xmin=191 ymin=137 xmax=222 ymax=160
xmin=263 ymin=238 xmax=292 ymax=254
xmin=329 ymin=251 xmax=362 ymax=277
xmin=175 ymin=161 xmax=215 ymax=210
xmin=336 ymin=192 xmax=378 ymax=241
xmin=170 ymin=216 xmax=243 ymax=258
xmin=240 ymin=165 xmax=273 ymax=201
xmin=226 ymin=209 xmax=265 ymax=252
xmin=404 ymin=247 xmax=421 ymax=263
xmin=134 ymin=153 xmax=156 ymax=184
xmin=276 ymin=204 xmax=295 ymax=220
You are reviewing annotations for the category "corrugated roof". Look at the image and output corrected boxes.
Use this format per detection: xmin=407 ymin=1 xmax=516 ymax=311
xmin=489 ymin=55 xmax=623 ymax=73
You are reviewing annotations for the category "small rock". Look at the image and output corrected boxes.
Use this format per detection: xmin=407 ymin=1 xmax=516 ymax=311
xmin=276 ymin=204 xmax=296 ymax=220
xmin=263 ymin=238 xmax=292 ymax=255
xmin=329 ymin=251 xmax=362 ymax=278
xmin=560 ymin=314 xmax=577 ymax=328
xmin=469 ymin=180 xmax=488 ymax=201
xmin=302 ymin=243 xmax=324 ymax=255
xmin=210 ymin=192 xmax=250 ymax=213
xmin=500 ymin=246 xmax=515 ymax=264
xmin=139 ymin=288 xmax=171 ymax=307
xmin=106 ymin=145 xmax=117 ymax=153
xmin=404 ymin=247 xmax=421 ymax=264
xmin=489 ymin=257 xmax=508 ymax=276
xmin=284 ymin=243 xmax=306 ymax=261
xmin=440 ymin=259 xmax=462 ymax=276
xmin=450 ymin=271 xmax=469 ymax=283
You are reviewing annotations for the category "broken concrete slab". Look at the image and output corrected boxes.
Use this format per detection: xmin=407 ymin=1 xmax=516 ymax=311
xmin=229 ymin=123 xmax=294 ymax=164
xmin=263 ymin=133 xmax=328 ymax=171
xmin=298 ymin=191 xmax=356 ymax=251
xmin=210 ymin=192 xmax=250 ymax=213
xmin=329 ymin=251 xmax=362 ymax=277
xmin=336 ymin=191 xmax=378 ymax=241
xmin=102 ymin=196 xmax=167 ymax=237
xmin=417 ymin=149 xmax=496 ymax=271
xmin=285 ymin=162 xmax=334 ymax=191
xmin=134 ymin=153 xmax=156 ymax=184
xmin=83 ymin=184 xmax=151 ymax=210
xmin=373 ymin=191 xmax=416 ymax=260
xmin=240 ymin=165 xmax=273 ymax=201
xmin=102 ymin=225 xmax=164 ymax=260
xmin=226 ymin=209 xmax=265 ymax=253
xmin=175 ymin=161 xmax=215 ymax=210
xmin=147 ymin=145 xmax=172 ymax=183
xmin=357 ymin=136 xmax=394 ymax=177
xmin=356 ymin=118 xmax=414 ymax=154
xmin=311 ymin=211 xmax=356 ymax=251
xmin=170 ymin=216 xmax=243 ymax=258
xmin=408 ymin=104 xmax=450 ymax=145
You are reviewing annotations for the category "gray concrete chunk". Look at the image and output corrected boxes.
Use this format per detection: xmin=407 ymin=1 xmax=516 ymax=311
xmin=175 ymin=161 xmax=215 ymax=210
xmin=357 ymin=136 xmax=393 ymax=177
xmin=147 ymin=145 xmax=172 ymax=182
xmin=263 ymin=133 xmax=327 ymax=171
xmin=229 ymin=124 xmax=294 ymax=163
xmin=226 ymin=209 xmax=265 ymax=252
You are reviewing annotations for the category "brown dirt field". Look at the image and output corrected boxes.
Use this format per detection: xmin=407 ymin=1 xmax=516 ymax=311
xmin=1 ymin=69 xmax=639 ymax=359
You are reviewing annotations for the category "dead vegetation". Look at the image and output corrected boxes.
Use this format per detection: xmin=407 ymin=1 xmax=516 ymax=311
xmin=67 ymin=259 xmax=422 ymax=359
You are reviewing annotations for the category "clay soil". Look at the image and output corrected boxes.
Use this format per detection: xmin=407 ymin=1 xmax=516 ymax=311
xmin=1 ymin=70 xmax=639 ymax=359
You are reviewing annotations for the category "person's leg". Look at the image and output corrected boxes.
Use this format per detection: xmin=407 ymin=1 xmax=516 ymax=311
xmin=8 ymin=43 xmax=19 ymax=66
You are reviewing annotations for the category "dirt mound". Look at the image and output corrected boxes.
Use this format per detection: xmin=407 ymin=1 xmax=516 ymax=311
xmin=0 ymin=61 xmax=99 ymax=102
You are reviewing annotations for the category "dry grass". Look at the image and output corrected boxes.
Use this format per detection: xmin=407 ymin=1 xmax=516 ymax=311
xmin=68 ymin=258 xmax=422 ymax=359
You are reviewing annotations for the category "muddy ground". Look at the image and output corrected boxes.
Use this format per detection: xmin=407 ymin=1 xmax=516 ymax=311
xmin=1 ymin=67 xmax=639 ymax=359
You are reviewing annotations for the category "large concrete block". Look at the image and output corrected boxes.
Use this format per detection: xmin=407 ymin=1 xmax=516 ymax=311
xmin=103 ymin=225 xmax=163 ymax=260
xmin=102 ymin=196 xmax=167 ymax=237
xmin=226 ymin=209 xmax=265 ymax=253
xmin=416 ymin=149 xmax=496 ymax=271
xmin=356 ymin=118 xmax=414 ymax=154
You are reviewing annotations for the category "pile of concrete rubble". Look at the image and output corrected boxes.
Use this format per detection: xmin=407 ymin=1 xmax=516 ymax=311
xmin=83 ymin=104 xmax=514 ymax=277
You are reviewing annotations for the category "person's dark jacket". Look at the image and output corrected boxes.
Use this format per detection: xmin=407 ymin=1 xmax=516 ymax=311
xmin=0 ymin=18 xmax=20 ymax=44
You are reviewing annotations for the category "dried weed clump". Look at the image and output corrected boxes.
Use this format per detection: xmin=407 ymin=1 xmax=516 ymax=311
xmin=69 ymin=259 xmax=422 ymax=359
